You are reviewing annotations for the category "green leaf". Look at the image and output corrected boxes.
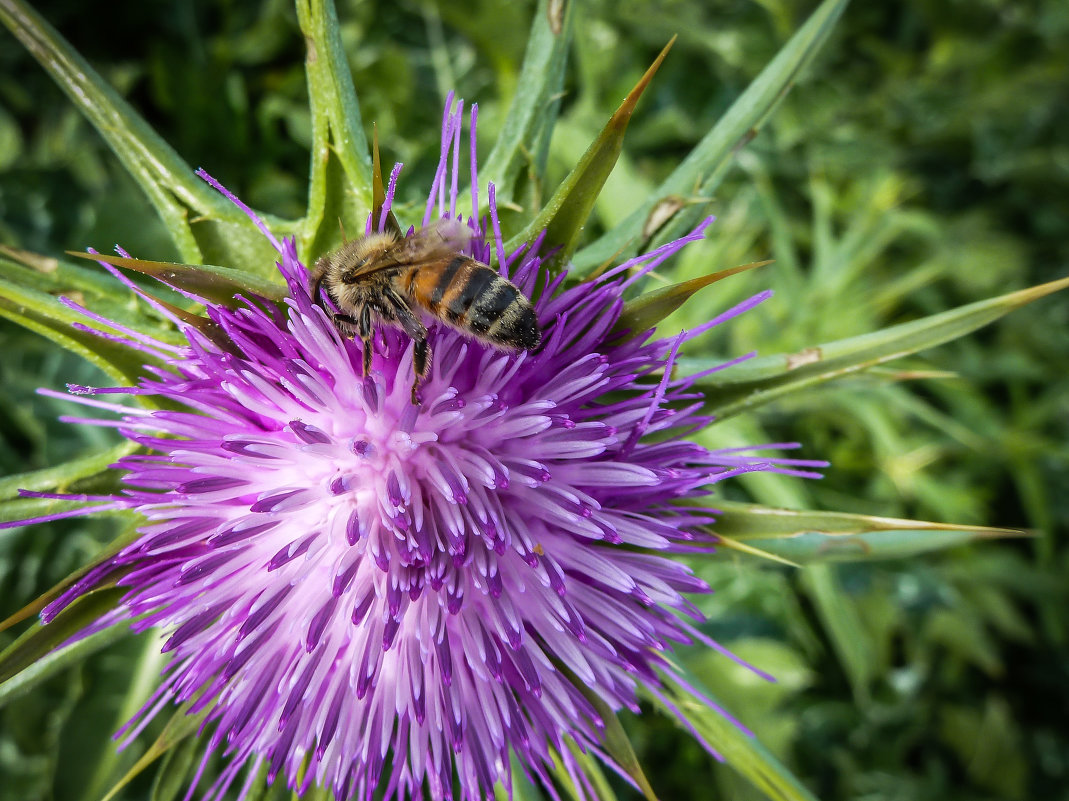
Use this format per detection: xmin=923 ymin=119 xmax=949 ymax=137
xmin=708 ymin=501 xmax=1024 ymax=564
xmin=694 ymin=276 xmax=1069 ymax=420
xmin=649 ymin=667 xmax=820 ymax=801
xmin=0 ymin=615 xmax=129 ymax=709
xmin=296 ymin=0 xmax=375 ymax=263
xmin=0 ymin=250 xmax=186 ymax=347
xmin=0 ymin=442 xmax=136 ymax=502
xmin=506 ymin=37 xmax=675 ymax=273
xmin=102 ymin=701 xmax=211 ymax=801
xmin=800 ymin=564 xmax=875 ymax=704
xmin=370 ymin=126 xmax=402 ymax=237
xmin=572 ymin=0 xmax=850 ymax=275
xmin=149 ymin=731 xmax=201 ymax=801
xmin=0 ymin=585 xmax=126 ymax=686
xmin=0 ymin=244 xmax=137 ymax=302
xmin=577 ymin=689 xmax=658 ymax=800
xmin=554 ymin=657 xmax=657 ymax=798
xmin=0 ymin=0 xmax=290 ymax=270
xmin=0 ymin=522 xmax=139 ymax=636
xmin=613 ymin=260 xmax=770 ymax=340
xmin=479 ymin=0 xmax=575 ymax=207
xmin=0 ymin=275 xmax=166 ymax=386
xmin=66 ymin=251 xmax=288 ymax=306
xmin=0 ymin=497 xmax=123 ymax=532
xmin=497 ymin=753 xmax=543 ymax=801
xmin=561 ymin=741 xmax=621 ymax=801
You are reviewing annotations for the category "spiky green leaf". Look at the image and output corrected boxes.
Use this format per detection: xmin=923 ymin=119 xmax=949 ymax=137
xmin=148 ymin=733 xmax=202 ymax=801
xmin=614 ymin=260 xmax=770 ymax=339
xmin=572 ymin=0 xmax=850 ymax=274
xmin=577 ymin=689 xmax=657 ymax=799
xmin=0 ymin=522 xmax=139 ymax=636
xmin=102 ymin=701 xmax=211 ymax=801
xmin=0 ymin=585 xmax=126 ymax=686
xmin=694 ymin=276 xmax=1069 ymax=420
xmin=479 ymin=0 xmax=575 ymax=207
xmin=370 ymin=126 xmax=402 ymax=237
xmin=0 ymin=0 xmax=289 ymax=270
xmin=649 ymin=668 xmax=820 ymax=801
xmin=0 ymin=442 xmax=136 ymax=502
xmin=66 ymin=251 xmax=288 ymax=306
xmin=0 ymin=497 xmax=123 ymax=532
xmin=710 ymin=501 xmax=1024 ymax=564
xmin=0 ymin=245 xmax=135 ymax=302
xmin=562 ymin=741 xmax=622 ymax=801
xmin=506 ymin=37 xmax=675 ymax=273
xmin=0 ymin=614 xmax=129 ymax=709
xmin=296 ymin=0 xmax=375 ymax=262
xmin=1 ymin=250 xmax=187 ymax=346
xmin=0 ymin=276 xmax=167 ymax=386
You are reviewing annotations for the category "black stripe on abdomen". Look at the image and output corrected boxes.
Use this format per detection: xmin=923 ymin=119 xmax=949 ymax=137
xmin=429 ymin=256 xmax=469 ymax=312
xmin=468 ymin=281 xmax=519 ymax=336
xmin=443 ymin=264 xmax=497 ymax=324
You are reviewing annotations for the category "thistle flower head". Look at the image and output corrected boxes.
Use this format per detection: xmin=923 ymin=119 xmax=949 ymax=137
xmin=25 ymin=97 xmax=822 ymax=800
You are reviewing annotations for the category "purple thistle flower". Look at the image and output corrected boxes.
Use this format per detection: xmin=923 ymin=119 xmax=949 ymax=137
xmin=15 ymin=96 xmax=823 ymax=800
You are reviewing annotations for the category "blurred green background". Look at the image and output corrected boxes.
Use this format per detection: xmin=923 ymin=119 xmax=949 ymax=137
xmin=1 ymin=1 xmax=1067 ymax=799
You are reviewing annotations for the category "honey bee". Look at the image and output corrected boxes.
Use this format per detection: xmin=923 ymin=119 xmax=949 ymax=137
xmin=311 ymin=219 xmax=541 ymax=402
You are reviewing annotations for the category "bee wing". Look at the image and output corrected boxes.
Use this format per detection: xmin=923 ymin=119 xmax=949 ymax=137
xmin=339 ymin=220 xmax=478 ymax=283
xmin=390 ymin=218 xmax=474 ymax=265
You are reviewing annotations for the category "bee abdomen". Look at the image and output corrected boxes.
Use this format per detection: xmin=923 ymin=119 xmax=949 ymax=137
xmin=421 ymin=259 xmax=540 ymax=350
xmin=478 ymin=282 xmax=540 ymax=350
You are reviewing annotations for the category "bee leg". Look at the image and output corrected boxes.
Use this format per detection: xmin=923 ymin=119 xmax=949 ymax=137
xmin=411 ymin=340 xmax=431 ymax=404
xmin=384 ymin=290 xmax=429 ymax=405
xmin=357 ymin=304 xmax=374 ymax=376
xmin=412 ymin=339 xmax=430 ymax=381
xmin=331 ymin=312 xmax=359 ymax=338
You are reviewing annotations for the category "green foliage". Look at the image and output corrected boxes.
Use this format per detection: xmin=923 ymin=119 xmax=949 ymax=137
xmin=507 ymin=35 xmax=673 ymax=274
xmin=570 ymin=0 xmax=849 ymax=275
xmin=692 ymin=275 xmax=1069 ymax=420
xmin=707 ymin=500 xmax=1023 ymax=564
xmin=0 ymin=0 xmax=1067 ymax=800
